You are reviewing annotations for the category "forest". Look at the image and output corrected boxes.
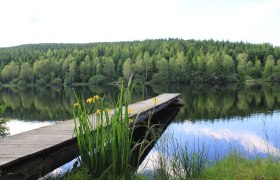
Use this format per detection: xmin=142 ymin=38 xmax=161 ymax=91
xmin=0 ymin=39 xmax=280 ymax=85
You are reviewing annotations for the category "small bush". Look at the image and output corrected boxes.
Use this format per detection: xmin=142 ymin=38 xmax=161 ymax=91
xmin=88 ymin=75 xmax=107 ymax=84
xmin=17 ymin=80 xmax=27 ymax=86
xmin=225 ymin=74 xmax=238 ymax=82
xmin=36 ymin=78 xmax=46 ymax=85
xmin=36 ymin=76 xmax=50 ymax=85
xmin=11 ymin=78 xmax=19 ymax=84
xmin=51 ymin=78 xmax=63 ymax=85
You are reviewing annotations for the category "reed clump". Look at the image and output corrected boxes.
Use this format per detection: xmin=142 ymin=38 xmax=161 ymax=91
xmin=73 ymin=82 xmax=142 ymax=179
xmin=152 ymin=136 xmax=208 ymax=179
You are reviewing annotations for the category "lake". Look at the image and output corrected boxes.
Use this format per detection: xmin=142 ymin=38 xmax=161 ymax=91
xmin=1 ymin=83 xmax=280 ymax=176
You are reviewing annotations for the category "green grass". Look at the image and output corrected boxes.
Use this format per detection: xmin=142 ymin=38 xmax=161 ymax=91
xmin=148 ymin=135 xmax=280 ymax=180
xmin=151 ymin=152 xmax=280 ymax=180
xmin=152 ymin=136 xmax=208 ymax=180
xmin=63 ymin=168 xmax=90 ymax=180
xmin=202 ymin=153 xmax=280 ymax=180
xmin=63 ymin=155 xmax=280 ymax=180
xmin=0 ymin=105 xmax=9 ymax=138
xmin=62 ymin=167 xmax=148 ymax=180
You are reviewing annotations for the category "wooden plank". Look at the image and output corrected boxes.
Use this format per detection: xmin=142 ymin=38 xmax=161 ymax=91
xmin=0 ymin=93 xmax=180 ymax=179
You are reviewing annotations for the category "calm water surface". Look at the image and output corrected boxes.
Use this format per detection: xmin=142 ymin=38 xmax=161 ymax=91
xmin=1 ymin=83 xmax=280 ymax=175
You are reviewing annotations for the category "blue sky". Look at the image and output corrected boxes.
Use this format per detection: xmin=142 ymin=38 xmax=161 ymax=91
xmin=0 ymin=0 xmax=279 ymax=47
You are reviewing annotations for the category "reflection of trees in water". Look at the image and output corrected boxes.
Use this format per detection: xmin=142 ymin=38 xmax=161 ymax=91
xmin=2 ymin=89 xmax=20 ymax=110
xmin=0 ymin=85 xmax=123 ymax=121
xmin=0 ymin=86 xmax=110 ymax=121
xmin=150 ymin=83 xmax=280 ymax=121
xmin=0 ymin=83 xmax=279 ymax=122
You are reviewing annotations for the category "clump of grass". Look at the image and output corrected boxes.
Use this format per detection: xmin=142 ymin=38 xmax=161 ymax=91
xmin=63 ymin=168 xmax=90 ymax=180
xmin=202 ymin=153 xmax=280 ymax=179
xmin=73 ymin=82 xmax=141 ymax=179
xmin=153 ymin=136 xmax=208 ymax=179
xmin=0 ymin=105 xmax=9 ymax=138
xmin=0 ymin=119 xmax=9 ymax=138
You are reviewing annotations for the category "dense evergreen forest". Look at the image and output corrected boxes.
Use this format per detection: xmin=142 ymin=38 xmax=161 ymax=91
xmin=0 ymin=39 xmax=279 ymax=85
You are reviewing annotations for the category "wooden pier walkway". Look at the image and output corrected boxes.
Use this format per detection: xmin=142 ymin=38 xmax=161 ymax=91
xmin=0 ymin=93 xmax=180 ymax=179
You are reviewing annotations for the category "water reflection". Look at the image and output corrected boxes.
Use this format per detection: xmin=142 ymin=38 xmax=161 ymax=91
xmin=6 ymin=120 xmax=56 ymax=136
xmin=0 ymin=85 xmax=120 ymax=121
xmin=1 ymin=83 xmax=280 ymax=137
xmin=174 ymin=113 xmax=280 ymax=156
xmin=1 ymin=83 xmax=280 ymax=177
xmin=1 ymin=83 xmax=280 ymax=122
xmin=139 ymin=111 xmax=280 ymax=175
xmin=150 ymin=83 xmax=280 ymax=121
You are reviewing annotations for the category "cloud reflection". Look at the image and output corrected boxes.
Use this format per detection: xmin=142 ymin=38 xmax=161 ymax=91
xmin=7 ymin=120 xmax=56 ymax=136
xmin=138 ymin=150 xmax=161 ymax=172
xmin=180 ymin=124 xmax=280 ymax=157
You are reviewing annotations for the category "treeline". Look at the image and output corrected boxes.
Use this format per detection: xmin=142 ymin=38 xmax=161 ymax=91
xmin=0 ymin=39 xmax=280 ymax=85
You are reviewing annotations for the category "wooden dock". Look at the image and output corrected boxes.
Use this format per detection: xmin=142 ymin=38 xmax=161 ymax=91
xmin=0 ymin=93 xmax=180 ymax=179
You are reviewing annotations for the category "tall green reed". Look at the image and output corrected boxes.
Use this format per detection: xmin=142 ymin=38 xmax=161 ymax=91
xmin=0 ymin=105 xmax=9 ymax=138
xmin=73 ymin=81 xmax=142 ymax=179
xmin=153 ymin=135 xmax=208 ymax=179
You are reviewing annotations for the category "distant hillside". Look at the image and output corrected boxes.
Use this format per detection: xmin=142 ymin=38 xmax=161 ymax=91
xmin=0 ymin=39 xmax=279 ymax=85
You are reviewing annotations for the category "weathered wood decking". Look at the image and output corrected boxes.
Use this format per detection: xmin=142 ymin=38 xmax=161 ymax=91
xmin=0 ymin=93 xmax=180 ymax=179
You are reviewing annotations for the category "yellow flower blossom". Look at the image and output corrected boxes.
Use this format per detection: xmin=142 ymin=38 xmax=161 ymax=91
xmin=86 ymin=97 xmax=94 ymax=103
xmin=128 ymin=108 xmax=133 ymax=114
xmin=152 ymin=97 xmax=159 ymax=104
xmin=105 ymin=108 xmax=110 ymax=113
xmin=93 ymin=95 xmax=100 ymax=101
xmin=96 ymin=109 xmax=101 ymax=114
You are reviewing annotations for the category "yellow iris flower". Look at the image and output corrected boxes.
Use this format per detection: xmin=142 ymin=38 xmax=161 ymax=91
xmin=96 ymin=109 xmax=101 ymax=114
xmin=152 ymin=97 xmax=159 ymax=104
xmin=86 ymin=97 xmax=94 ymax=103
xmin=93 ymin=95 xmax=100 ymax=101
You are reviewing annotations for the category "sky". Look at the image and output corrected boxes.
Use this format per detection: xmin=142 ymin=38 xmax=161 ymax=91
xmin=0 ymin=0 xmax=280 ymax=47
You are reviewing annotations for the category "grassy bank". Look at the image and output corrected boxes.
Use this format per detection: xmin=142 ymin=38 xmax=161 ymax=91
xmin=202 ymin=153 xmax=280 ymax=180
xmin=61 ymin=153 xmax=280 ymax=180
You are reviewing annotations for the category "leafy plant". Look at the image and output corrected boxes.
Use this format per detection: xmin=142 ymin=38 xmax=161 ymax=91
xmin=73 ymin=81 xmax=143 ymax=179
xmin=0 ymin=105 xmax=9 ymax=138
